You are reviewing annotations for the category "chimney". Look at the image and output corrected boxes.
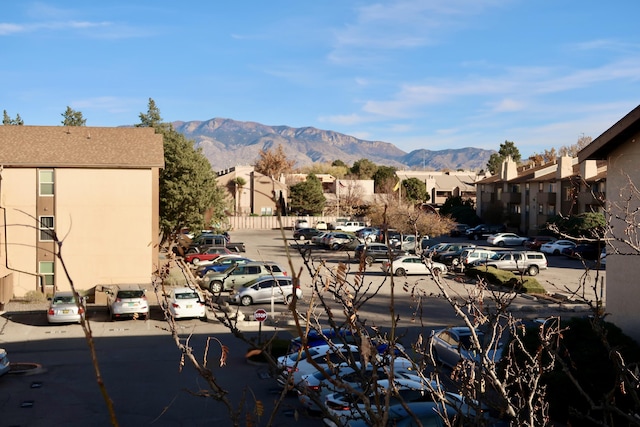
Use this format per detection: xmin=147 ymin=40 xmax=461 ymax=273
xmin=500 ymin=156 xmax=518 ymax=181
xmin=557 ymin=156 xmax=574 ymax=179
xmin=580 ymin=160 xmax=597 ymax=180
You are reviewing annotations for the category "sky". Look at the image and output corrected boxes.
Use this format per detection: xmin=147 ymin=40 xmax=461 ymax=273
xmin=2 ymin=1 xmax=640 ymax=158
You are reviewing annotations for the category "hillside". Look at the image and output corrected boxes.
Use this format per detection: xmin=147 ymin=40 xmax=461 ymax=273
xmin=172 ymin=118 xmax=495 ymax=171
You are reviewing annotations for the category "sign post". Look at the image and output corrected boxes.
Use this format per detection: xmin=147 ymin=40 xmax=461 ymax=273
xmin=254 ymin=308 xmax=268 ymax=344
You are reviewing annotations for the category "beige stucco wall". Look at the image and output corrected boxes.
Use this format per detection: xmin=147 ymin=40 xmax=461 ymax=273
xmin=0 ymin=167 xmax=156 ymax=298
xmin=0 ymin=168 xmax=40 ymax=296
xmin=55 ymin=169 xmax=154 ymax=291
xmin=605 ymin=133 xmax=640 ymax=343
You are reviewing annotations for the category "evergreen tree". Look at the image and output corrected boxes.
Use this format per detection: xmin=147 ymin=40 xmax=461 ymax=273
xmin=402 ymin=177 xmax=429 ymax=203
xmin=137 ymin=98 xmax=225 ymax=241
xmin=289 ymin=174 xmax=326 ymax=215
xmin=486 ymin=140 xmax=521 ymax=174
xmin=3 ymin=110 xmax=23 ymax=125
xmin=350 ymin=158 xmax=378 ymax=180
xmin=61 ymin=106 xmax=87 ymax=126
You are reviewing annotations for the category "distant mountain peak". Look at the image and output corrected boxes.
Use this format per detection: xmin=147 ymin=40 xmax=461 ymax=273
xmin=172 ymin=118 xmax=495 ymax=171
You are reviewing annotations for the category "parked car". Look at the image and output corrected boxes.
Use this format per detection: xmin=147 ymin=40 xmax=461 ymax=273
xmin=298 ymin=359 xmax=418 ymax=412
xmin=540 ymin=239 xmax=577 ymax=255
xmin=293 ymin=227 xmax=322 ymax=240
xmin=487 ymin=233 xmax=528 ymax=247
xmin=450 ymin=223 xmax=470 ymax=237
xmin=276 ymin=343 xmax=359 ymax=388
xmin=459 ymin=248 xmax=497 ymax=267
xmin=523 ymin=235 xmax=557 ymax=251
xmin=472 ymin=251 xmax=548 ymax=276
xmin=329 ymin=217 xmax=350 ymax=230
xmin=183 ymin=232 xmax=246 ymax=254
xmin=430 ymin=326 xmax=504 ymax=368
xmin=599 ymin=248 xmax=607 ymax=267
xmin=315 ymin=221 xmax=328 ymax=230
xmin=340 ymin=401 xmax=464 ymax=427
xmin=311 ymin=231 xmax=329 ymax=246
xmin=334 ymin=221 xmax=367 ymax=233
xmin=465 ymin=224 xmax=506 ymax=240
xmin=391 ymin=234 xmax=427 ymax=253
xmin=288 ymin=327 xmax=404 ymax=355
xmin=562 ymin=243 xmax=601 ymax=260
xmin=429 ymin=243 xmax=475 ymax=261
xmin=323 ymin=232 xmax=358 ymax=250
xmin=355 ymin=227 xmax=381 ymax=242
xmin=0 ymin=348 xmax=10 ymax=377
xmin=229 ymin=276 xmax=301 ymax=307
xmin=195 ymin=254 xmax=253 ymax=277
xmin=437 ymin=247 xmax=471 ymax=266
xmin=324 ymin=378 xmax=439 ymax=425
xmin=105 ymin=284 xmax=149 ymax=321
xmin=204 ymin=261 xmax=287 ymax=293
xmin=184 ymin=246 xmax=233 ymax=264
xmin=381 ymin=255 xmax=448 ymax=276
xmin=354 ymin=243 xmax=406 ymax=265
xmin=163 ymin=287 xmax=206 ymax=319
xmin=47 ymin=291 xmax=85 ymax=324
xmin=294 ymin=219 xmax=310 ymax=229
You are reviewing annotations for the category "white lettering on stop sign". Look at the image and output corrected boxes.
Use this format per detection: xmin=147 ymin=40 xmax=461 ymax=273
xmin=253 ymin=309 xmax=268 ymax=322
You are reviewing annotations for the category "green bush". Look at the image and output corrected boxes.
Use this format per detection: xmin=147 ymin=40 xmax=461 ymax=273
xmin=465 ymin=266 xmax=546 ymax=294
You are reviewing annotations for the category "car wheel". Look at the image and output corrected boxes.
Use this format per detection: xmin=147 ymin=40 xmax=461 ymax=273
xmin=331 ymin=243 xmax=340 ymax=250
xmin=395 ymin=267 xmax=406 ymax=276
xmin=192 ymin=257 xmax=201 ymax=264
xmin=497 ymin=241 xmax=505 ymax=247
xmin=299 ymin=235 xmax=306 ymax=241
xmin=553 ymin=249 xmax=560 ymax=255
xmin=365 ymin=256 xmax=374 ymax=265
xmin=452 ymin=258 xmax=459 ymax=266
xmin=528 ymin=265 xmax=539 ymax=276
xmin=210 ymin=281 xmax=223 ymax=293
xmin=240 ymin=296 xmax=253 ymax=306
xmin=432 ymin=267 xmax=442 ymax=275
xmin=284 ymin=294 xmax=293 ymax=304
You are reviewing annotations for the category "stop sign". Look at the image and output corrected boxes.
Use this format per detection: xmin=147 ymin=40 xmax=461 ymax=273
xmin=253 ymin=308 xmax=268 ymax=322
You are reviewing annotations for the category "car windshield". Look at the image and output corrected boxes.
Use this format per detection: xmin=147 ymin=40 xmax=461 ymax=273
xmin=117 ymin=290 xmax=144 ymax=299
xmin=458 ymin=332 xmax=484 ymax=350
xmin=53 ymin=295 xmax=75 ymax=304
xmin=175 ymin=292 xmax=199 ymax=299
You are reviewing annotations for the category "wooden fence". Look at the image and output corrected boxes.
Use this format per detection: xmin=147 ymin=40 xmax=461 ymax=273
xmin=227 ymin=216 xmax=342 ymax=230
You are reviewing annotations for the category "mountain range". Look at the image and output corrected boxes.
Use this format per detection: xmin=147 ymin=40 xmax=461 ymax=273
xmin=172 ymin=118 xmax=496 ymax=172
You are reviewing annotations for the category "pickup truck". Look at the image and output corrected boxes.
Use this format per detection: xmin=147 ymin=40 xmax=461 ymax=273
xmin=334 ymin=221 xmax=366 ymax=233
xmin=181 ymin=233 xmax=246 ymax=254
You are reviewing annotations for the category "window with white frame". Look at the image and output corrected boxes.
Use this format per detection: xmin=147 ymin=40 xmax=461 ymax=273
xmin=260 ymin=207 xmax=273 ymax=216
xmin=39 ymin=170 xmax=54 ymax=196
xmin=39 ymin=216 xmax=55 ymax=241
xmin=39 ymin=261 xmax=54 ymax=286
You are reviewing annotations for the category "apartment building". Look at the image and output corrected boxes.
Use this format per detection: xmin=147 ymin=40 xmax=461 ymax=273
xmin=0 ymin=126 xmax=164 ymax=300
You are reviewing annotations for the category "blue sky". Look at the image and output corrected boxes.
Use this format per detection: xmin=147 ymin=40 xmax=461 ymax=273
xmin=2 ymin=1 xmax=639 ymax=158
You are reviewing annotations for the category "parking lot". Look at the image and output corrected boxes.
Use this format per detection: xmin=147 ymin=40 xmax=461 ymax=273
xmin=0 ymin=228 xmax=603 ymax=426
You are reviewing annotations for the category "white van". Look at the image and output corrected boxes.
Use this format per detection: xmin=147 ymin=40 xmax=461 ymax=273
xmin=459 ymin=248 xmax=497 ymax=267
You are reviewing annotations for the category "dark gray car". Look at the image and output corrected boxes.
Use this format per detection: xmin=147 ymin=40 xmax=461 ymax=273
xmin=203 ymin=261 xmax=287 ymax=293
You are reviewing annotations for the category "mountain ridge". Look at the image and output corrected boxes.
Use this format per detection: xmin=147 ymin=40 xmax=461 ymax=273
xmin=172 ymin=118 xmax=495 ymax=172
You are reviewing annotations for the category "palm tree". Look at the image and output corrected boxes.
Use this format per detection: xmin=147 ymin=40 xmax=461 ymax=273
xmin=233 ymin=177 xmax=247 ymax=216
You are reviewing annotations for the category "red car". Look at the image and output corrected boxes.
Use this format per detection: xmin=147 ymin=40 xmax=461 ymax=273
xmin=184 ymin=247 xmax=233 ymax=264
xmin=523 ymin=236 xmax=556 ymax=251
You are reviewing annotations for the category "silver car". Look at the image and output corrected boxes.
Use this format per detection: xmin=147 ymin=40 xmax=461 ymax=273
xmin=229 ymin=276 xmax=302 ymax=306
xmin=106 ymin=284 xmax=150 ymax=321
xmin=47 ymin=291 xmax=85 ymax=324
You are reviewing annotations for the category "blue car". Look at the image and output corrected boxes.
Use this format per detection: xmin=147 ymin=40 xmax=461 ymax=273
xmin=196 ymin=256 xmax=252 ymax=277
xmin=289 ymin=327 xmax=404 ymax=355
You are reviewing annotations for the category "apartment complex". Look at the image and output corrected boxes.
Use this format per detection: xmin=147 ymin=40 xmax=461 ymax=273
xmin=475 ymin=156 xmax=606 ymax=234
xmin=0 ymin=126 xmax=164 ymax=300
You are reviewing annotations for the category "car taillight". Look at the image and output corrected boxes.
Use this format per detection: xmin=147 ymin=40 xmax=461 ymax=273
xmin=115 ymin=298 xmax=122 ymax=303
xmin=78 ymin=307 xmax=85 ymax=314
xmin=285 ymin=366 xmax=299 ymax=373
xmin=283 ymin=271 xmax=288 ymax=276
xmin=172 ymin=303 xmax=180 ymax=308
xmin=48 ymin=309 xmax=55 ymax=315
xmin=307 ymin=384 xmax=320 ymax=392
xmin=326 ymin=400 xmax=350 ymax=411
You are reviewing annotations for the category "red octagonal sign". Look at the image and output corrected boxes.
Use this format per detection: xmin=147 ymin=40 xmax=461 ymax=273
xmin=253 ymin=309 xmax=268 ymax=322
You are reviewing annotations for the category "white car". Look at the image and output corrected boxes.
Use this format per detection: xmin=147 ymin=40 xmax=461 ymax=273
xmin=540 ymin=239 xmax=577 ymax=255
xmin=487 ymin=233 xmax=528 ymax=247
xmin=298 ymin=358 xmax=418 ymax=412
xmin=163 ymin=287 xmax=206 ymax=319
xmin=315 ymin=220 xmax=328 ymax=230
xmin=0 ymin=348 xmax=10 ymax=377
xmin=381 ymin=255 xmax=447 ymax=276
xmin=276 ymin=343 xmax=359 ymax=388
xmin=47 ymin=291 xmax=85 ymax=324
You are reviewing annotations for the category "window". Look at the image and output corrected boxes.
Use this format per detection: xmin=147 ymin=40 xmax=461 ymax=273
xmin=39 ymin=261 xmax=54 ymax=286
xmin=39 ymin=170 xmax=54 ymax=196
xmin=260 ymin=207 xmax=273 ymax=216
xmin=39 ymin=216 xmax=54 ymax=241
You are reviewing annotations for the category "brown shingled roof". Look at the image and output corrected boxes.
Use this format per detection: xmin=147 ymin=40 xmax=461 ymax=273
xmin=0 ymin=126 xmax=164 ymax=168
